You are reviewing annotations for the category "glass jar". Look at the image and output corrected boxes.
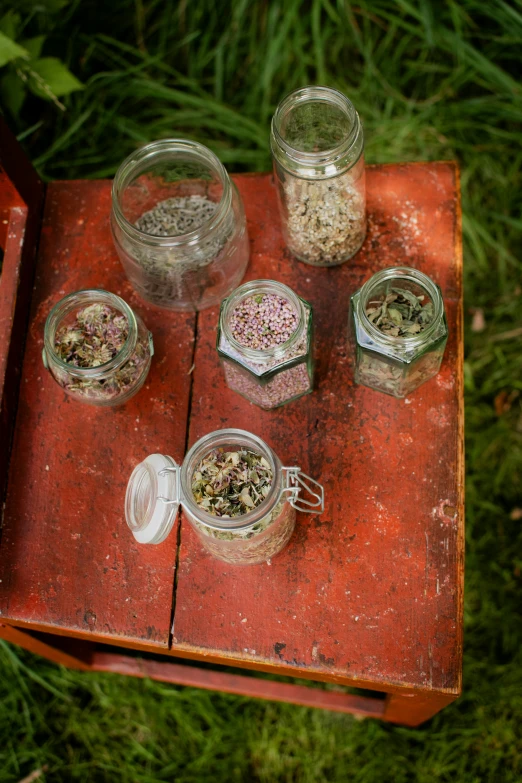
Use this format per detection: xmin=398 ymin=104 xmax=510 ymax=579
xmin=42 ymin=289 xmax=153 ymax=406
xmin=110 ymin=139 xmax=250 ymax=312
xmin=350 ymin=267 xmax=448 ymax=398
xmin=270 ymin=85 xmax=366 ymax=267
xmin=125 ymin=429 xmax=324 ymax=566
xmin=216 ymin=280 xmax=314 ymax=409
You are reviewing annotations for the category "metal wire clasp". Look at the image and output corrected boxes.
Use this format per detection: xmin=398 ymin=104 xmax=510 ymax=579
xmin=282 ymin=467 xmax=324 ymax=514
xmin=157 ymin=465 xmax=180 ymax=506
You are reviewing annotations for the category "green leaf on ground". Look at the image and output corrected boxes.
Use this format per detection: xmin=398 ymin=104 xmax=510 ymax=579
xmin=0 ymin=70 xmax=26 ymax=116
xmin=0 ymin=31 xmax=28 ymax=67
xmin=27 ymin=57 xmax=84 ymax=99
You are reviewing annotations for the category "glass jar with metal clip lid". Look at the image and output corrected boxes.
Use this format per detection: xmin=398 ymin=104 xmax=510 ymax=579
xmin=125 ymin=428 xmax=324 ymax=565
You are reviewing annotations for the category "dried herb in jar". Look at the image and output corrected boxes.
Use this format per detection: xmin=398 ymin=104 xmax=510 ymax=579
xmin=219 ymin=290 xmax=313 ymax=409
xmin=53 ymin=303 xmax=150 ymax=402
xmin=133 ymin=195 xmax=228 ymax=308
xmin=365 ymin=288 xmax=434 ymax=337
xmin=230 ymin=293 xmax=299 ymax=350
xmin=191 ymin=446 xmax=296 ymax=561
xmin=54 ymin=303 xmax=129 ymax=367
xmin=192 ymin=448 xmax=273 ymax=518
xmin=284 ymin=175 xmax=365 ymax=266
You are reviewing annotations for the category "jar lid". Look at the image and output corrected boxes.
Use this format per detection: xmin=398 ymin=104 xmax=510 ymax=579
xmin=125 ymin=454 xmax=180 ymax=544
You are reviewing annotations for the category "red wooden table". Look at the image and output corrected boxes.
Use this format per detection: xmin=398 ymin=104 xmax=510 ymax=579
xmin=0 ymin=125 xmax=464 ymax=726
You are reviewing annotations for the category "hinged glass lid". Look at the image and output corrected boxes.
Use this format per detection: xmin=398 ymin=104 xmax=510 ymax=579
xmin=125 ymin=453 xmax=180 ymax=544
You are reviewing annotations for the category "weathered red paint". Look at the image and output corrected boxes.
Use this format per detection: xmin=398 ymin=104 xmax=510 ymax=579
xmin=0 ymin=120 xmax=45 ymax=508
xmin=0 ymin=162 xmax=463 ymax=725
xmin=0 ymin=179 xmax=195 ymax=648
xmin=172 ymin=164 xmax=464 ymax=706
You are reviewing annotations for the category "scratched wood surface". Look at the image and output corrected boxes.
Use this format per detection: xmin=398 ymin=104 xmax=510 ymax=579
xmin=0 ymin=181 xmax=195 ymax=648
xmin=0 ymin=121 xmax=45 ymax=509
xmin=172 ymin=163 xmax=464 ymax=694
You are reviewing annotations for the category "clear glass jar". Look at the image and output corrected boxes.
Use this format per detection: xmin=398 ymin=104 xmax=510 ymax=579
xmin=42 ymin=289 xmax=153 ymax=406
xmin=110 ymin=139 xmax=250 ymax=312
xmin=350 ymin=267 xmax=448 ymax=398
xmin=125 ymin=429 xmax=324 ymax=566
xmin=271 ymin=85 xmax=366 ymax=267
xmin=217 ymin=280 xmax=314 ymax=409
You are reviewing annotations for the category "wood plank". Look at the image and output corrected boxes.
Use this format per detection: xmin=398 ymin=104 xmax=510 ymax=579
xmin=0 ymin=120 xmax=45 ymax=511
xmin=173 ymin=163 xmax=464 ymax=695
xmin=91 ymin=651 xmax=386 ymax=718
xmin=0 ymin=180 xmax=195 ymax=648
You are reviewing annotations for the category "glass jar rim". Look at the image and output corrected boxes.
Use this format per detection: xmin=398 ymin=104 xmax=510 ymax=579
xmin=220 ymin=279 xmax=306 ymax=363
xmin=271 ymin=85 xmax=360 ymax=166
xmin=358 ymin=267 xmax=444 ymax=348
xmin=111 ymin=138 xmax=233 ymax=247
xmin=43 ymin=289 xmax=138 ymax=377
xmin=180 ymin=428 xmax=284 ymax=532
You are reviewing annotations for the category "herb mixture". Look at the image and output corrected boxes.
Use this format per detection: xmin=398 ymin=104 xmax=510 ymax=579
xmin=230 ymin=293 xmax=299 ymax=350
xmin=284 ymin=174 xmax=366 ymax=266
xmin=192 ymin=448 xmax=273 ymax=517
xmin=54 ymin=303 xmax=128 ymax=367
xmin=365 ymin=287 xmax=435 ymax=337
xmin=135 ymin=195 xmax=218 ymax=236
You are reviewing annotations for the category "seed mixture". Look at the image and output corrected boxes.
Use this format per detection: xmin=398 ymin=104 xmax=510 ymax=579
xmin=284 ymin=174 xmax=366 ymax=266
xmin=365 ymin=287 xmax=435 ymax=337
xmin=230 ymin=293 xmax=299 ymax=350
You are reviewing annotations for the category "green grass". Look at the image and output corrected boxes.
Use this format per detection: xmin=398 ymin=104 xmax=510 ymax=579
xmin=1 ymin=0 xmax=522 ymax=780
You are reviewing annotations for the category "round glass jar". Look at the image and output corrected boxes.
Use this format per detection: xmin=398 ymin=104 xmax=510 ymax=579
xmin=42 ymin=289 xmax=153 ymax=406
xmin=270 ymin=85 xmax=366 ymax=267
xmin=216 ymin=280 xmax=314 ymax=410
xmin=111 ymin=139 xmax=250 ymax=312
xmin=125 ymin=429 xmax=324 ymax=566
xmin=350 ymin=267 xmax=448 ymax=398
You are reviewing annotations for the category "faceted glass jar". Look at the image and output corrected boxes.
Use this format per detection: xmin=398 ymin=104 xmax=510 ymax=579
xmin=217 ymin=280 xmax=314 ymax=410
xmin=350 ymin=267 xmax=448 ymax=398
xmin=42 ymin=289 xmax=153 ymax=407
xmin=111 ymin=139 xmax=249 ymax=312
xmin=271 ymin=85 xmax=366 ymax=267
xmin=125 ymin=429 xmax=324 ymax=566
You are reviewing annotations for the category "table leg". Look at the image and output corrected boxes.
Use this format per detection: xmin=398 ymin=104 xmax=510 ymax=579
xmin=383 ymin=689 xmax=459 ymax=726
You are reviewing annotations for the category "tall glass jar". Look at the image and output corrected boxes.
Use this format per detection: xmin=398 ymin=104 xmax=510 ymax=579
xmin=350 ymin=267 xmax=448 ymax=398
xmin=125 ymin=429 xmax=324 ymax=566
xmin=111 ymin=139 xmax=249 ymax=312
xmin=42 ymin=289 xmax=153 ymax=406
xmin=217 ymin=280 xmax=314 ymax=409
xmin=271 ymin=85 xmax=366 ymax=267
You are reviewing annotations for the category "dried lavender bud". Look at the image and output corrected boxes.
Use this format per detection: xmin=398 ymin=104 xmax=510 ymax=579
xmin=192 ymin=448 xmax=273 ymax=518
xmin=135 ymin=195 xmax=218 ymax=237
xmin=129 ymin=195 xmax=230 ymax=309
xmin=365 ymin=288 xmax=434 ymax=337
xmin=284 ymin=175 xmax=365 ymax=266
xmin=230 ymin=293 xmax=299 ymax=350
xmin=54 ymin=303 xmax=129 ymax=368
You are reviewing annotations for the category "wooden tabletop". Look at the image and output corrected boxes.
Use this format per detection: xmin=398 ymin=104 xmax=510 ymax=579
xmin=0 ymin=163 xmax=464 ymax=695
